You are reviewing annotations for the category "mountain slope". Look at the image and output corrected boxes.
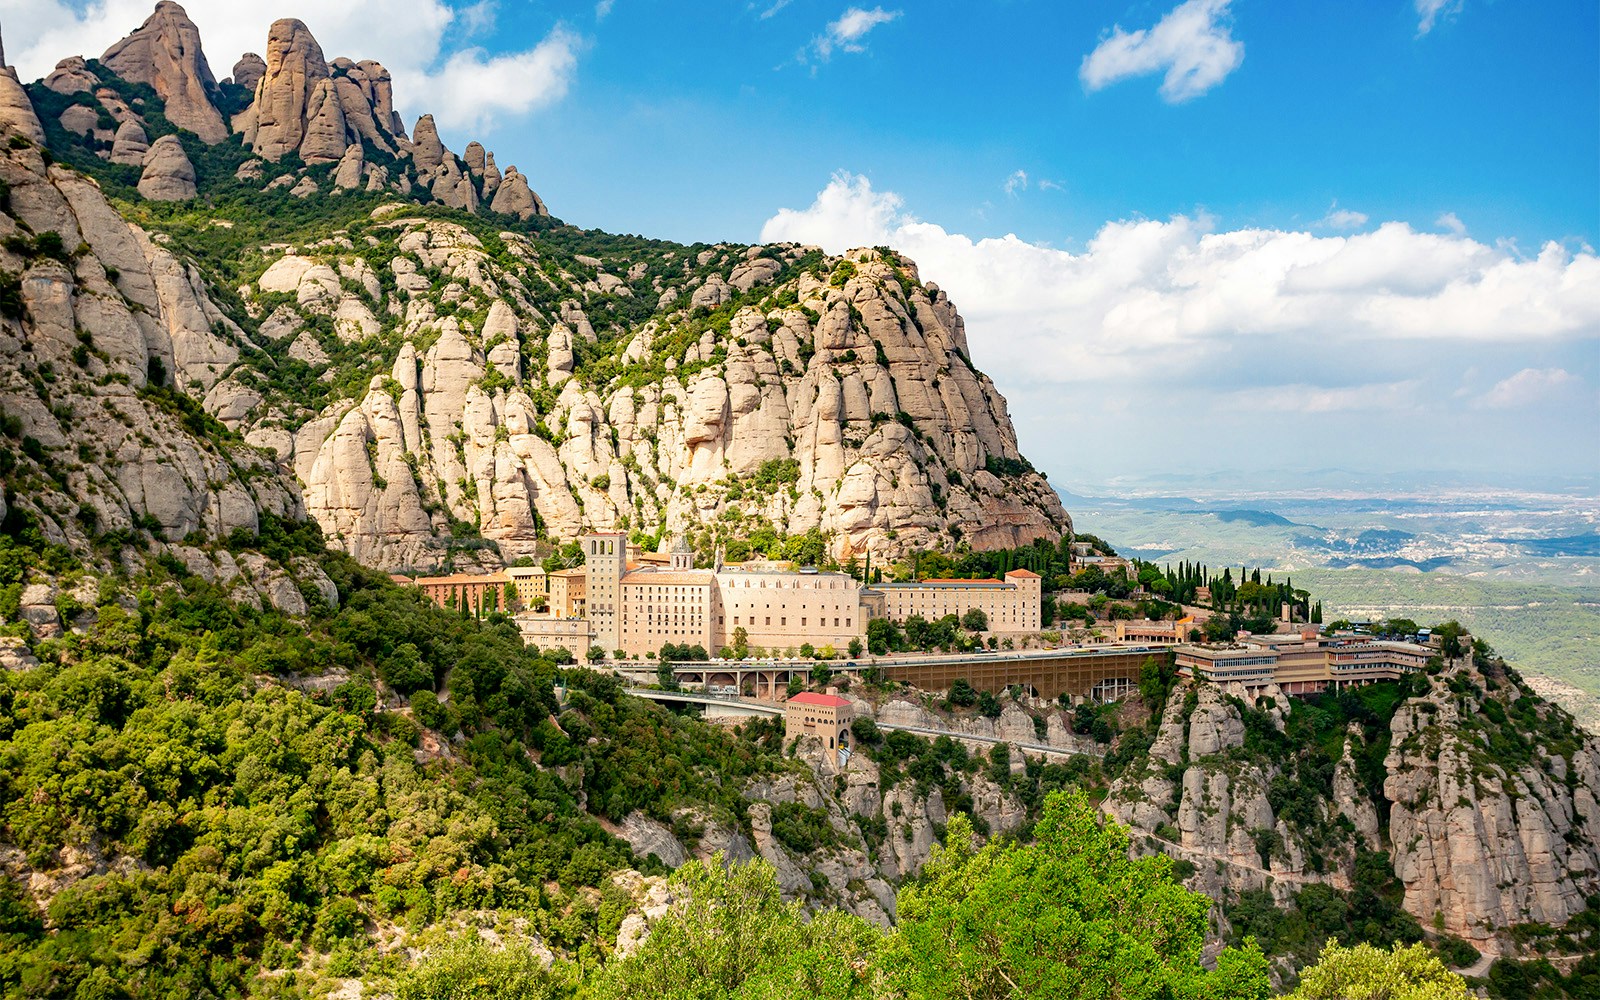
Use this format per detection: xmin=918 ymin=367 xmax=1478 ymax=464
xmin=4 ymin=6 xmax=1067 ymax=571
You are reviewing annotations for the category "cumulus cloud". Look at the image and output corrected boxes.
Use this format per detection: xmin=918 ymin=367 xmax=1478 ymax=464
xmin=1317 ymin=202 xmax=1369 ymax=231
xmin=1481 ymin=368 xmax=1581 ymax=409
xmin=0 ymin=0 xmax=579 ymax=139
xmin=1436 ymin=212 xmax=1467 ymax=236
xmin=811 ymin=6 xmax=901 ymax=61
xmin=761 ymin=172 xmax=1600 ymax=388
xmin=1080 ymin=0 xmax=1244 ymax=103
xmin=763 ymin=173 xmax=1600 ymax=478
xmin=1416 ymin=0 xmax=1464 ymax=36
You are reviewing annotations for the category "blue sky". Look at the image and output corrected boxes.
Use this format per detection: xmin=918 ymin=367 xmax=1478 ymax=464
xmin=516 ymin=2 xmax=1599 ymax=255
xmin=10 ymin=0 xmax=1598 ymax=490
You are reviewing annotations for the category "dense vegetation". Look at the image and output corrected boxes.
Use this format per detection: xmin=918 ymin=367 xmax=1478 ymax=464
xmin=0 ymin=519 xmax=795 ymax=997
xmin=388 ymin=793 xmax=1480 ymax=1000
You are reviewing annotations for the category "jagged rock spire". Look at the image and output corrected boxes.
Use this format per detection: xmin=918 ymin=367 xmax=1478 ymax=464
xmin=101 ymin=1 xmax=227 ymax=143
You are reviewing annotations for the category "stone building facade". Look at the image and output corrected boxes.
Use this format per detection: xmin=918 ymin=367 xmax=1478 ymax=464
xmin=784 ymin=691 xmax=853 ymax=751
xmin=874 ymin=569 xmax=1042 ymax=632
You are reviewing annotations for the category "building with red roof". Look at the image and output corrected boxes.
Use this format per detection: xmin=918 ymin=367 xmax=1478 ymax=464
xmin=785 ymin=690 xmax=854 ymax=751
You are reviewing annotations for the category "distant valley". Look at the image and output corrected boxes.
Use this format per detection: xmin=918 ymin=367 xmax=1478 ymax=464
xmin=1064 ymin=485 xmax=1600 ymax=728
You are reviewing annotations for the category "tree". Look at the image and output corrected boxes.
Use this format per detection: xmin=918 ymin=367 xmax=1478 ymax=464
xmin=867 ymin=618 xmax=900 ymax=656
xmin=396 ymin=937 xmax=572 ymax=1000
xmin=731 ymin=626 xmax=750 ymax=659
xmin=961 ymin=607 xmax=988 ymax=632
xmin=948 ymin=678 xmax=977 ymax=707
xmin=882 ymin=792 xmax=1270 ymax=1000
xmin=976 ymin=689 xmax=1001 ymax=718
xmin=589 ymin=856 xmax=882 ymax=1000
xmin=810 ymin=661 xmax=833 ymax=686
xmin=588 ymin=645 xmax=608 ymax=662
xmin=847 ymin=637 xmax=863 ymax=658
xmin=1434 ymin=620 xmax=1465 ymax=658
xmin=1291 ymin=941 xmax=1473 ymax=1000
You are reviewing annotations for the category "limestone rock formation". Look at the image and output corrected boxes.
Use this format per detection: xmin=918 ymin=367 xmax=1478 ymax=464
xmin=1384 ymin=675 xmax=1600 ymax=950
xmin=0 ymin=135 xmax=301 ymax=561
xmin=43 ymin=57 xmax=99 ymax=96
xmin=240 ymin=226 xmax=1064 ymax=569
xmin=58 ymin=105 xmax=102 ymax=138
xmin=236 ymin=18 xmax=327 ymax=160
xmin=137 ymin=134 xmax=196 ymax=201
xmin=489 ymin=167 xmax=547 ymax=220
xmin=231 ymin=52 xmax=266 ymax=91
xmin=35 ymin=7 xmax=552 ymax=220
xmin=100 ymin=1 xmax=228 ymax=144
xmin=109 ymin=119 xmax=151 ymax=165
xmin=0 ymin=68 xmax=44 ymax=146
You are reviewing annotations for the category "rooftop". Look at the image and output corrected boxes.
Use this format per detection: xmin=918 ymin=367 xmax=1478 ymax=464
xmin=877 ymin=578 xmax=1014 ymax=588
xmin=789 ymin=692 xmax=851 ymax=708
xmin=621 ymin=570 xmax=715 ymax=586
xmin=410 ymin=571 xmax=510 ymax=585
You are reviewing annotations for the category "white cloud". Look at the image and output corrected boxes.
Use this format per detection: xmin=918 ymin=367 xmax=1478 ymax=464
xmin=1416 ymin=0 xmax=1464 ymax=36
xmin=595 ymin=0 xmax=616 ymax=21
xmin=1003 ymin=170 xmax=1028 ymax=196
xmin=0 ymin=0 xmax=579 ymax=140
xmin=457 ymin=0 xmax=498 ymax=37
xmin=1436 ymin=212 xmax=1467 ymax=236
xmin=1037 ymin=179 xmax=1065 ymax=192
xmin=760 ymin=173 xmax=1600 ymax=388
xmin=1080 ymin=0 xmax=1244 ymax=103
xmin=1481 ymin=368 xmax=1580 ymax=409
xmin=756 ymin=0 xmax=794 ymax=19
xmin=1317 ymin=202 xmax=1369 ymax=231
xmin=811 ymin=6 xmax=901 ymax=61
xmin=1241 ymin=380 xmax=1423 ymax=414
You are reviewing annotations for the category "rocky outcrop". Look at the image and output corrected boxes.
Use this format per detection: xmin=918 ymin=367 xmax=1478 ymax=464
xmin=109 ymin=119 xmax=150 ymax=165
xmin=137 ymin=135 xmax=196 ymax=201
xmin=236 ymin=18 xmax=328 ymax=160
xmin=1105 ymin=685 xmax=1331 ymax=912
xmin=100 ymin=1 xmax=228 ymax=144
xmin=231 ymin=53 xmax=266 ymax=92
xmin=0 ymin=68 xmax=44 ymax=146
xmin=33 ymin=6 xmax=552 ymax=220
xmin=1384 ymin=675 xmax=1600 ymax=951
xmin=248 ymin=228 xmax=1065 ymax=569
xmin=43 ymin=57 xmax=99 ymax=96
xmin=489 ymin=167 xmax=547 ymax=220
xmin=0 ymin=133 xmax=301 ymax=559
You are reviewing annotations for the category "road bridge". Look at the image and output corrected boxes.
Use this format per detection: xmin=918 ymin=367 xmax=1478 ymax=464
xmin=619 ymin=644 xmax=1173 ymax=702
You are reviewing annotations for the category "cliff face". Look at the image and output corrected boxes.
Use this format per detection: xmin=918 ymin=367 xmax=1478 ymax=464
xmin=613 ymin=735 xmax=1027 ymax=927
xmin=1384 ymin=678 xmax=1600 ymax=947
xmin=1100 ymin=659 xmax=1600 ymax=958
xmin=0 ymin=120 xmax=355 ymax=620
xmin=0 ymin=135 xmax=299 ymax=547
xmin=207 ymin=218 xmax=1066 ymax=569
